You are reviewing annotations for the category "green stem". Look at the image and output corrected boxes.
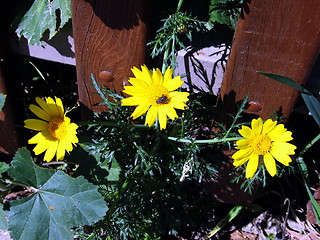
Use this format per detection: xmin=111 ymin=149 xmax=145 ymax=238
xmin=0 ymin=178 xmax=33 ymax=189
xmin=168 ymin=136 xmax=242 ymax=144
xmin=176 ymin=0 xmax=184 ymax=12
xmin=200 ymin=206 xmax=244 ymax=239
xmin=298 ymin=132 xmax=320 ymax=157
xmin=161 ymin=42 xmax=171 ymax=73
xmin=106 ymin=164 xmax=141 ymax=220
xmin=77 ymin=121 xmax=148 ymax=129
xmin=224 ymin=95 xmax=249 ymax=138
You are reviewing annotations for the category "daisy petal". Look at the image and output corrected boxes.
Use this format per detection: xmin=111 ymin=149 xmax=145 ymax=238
xmin=272 ymin=142 xmax=296 ymax=155
xmin=24 ymin=119 xmax=48 ymax=131
xmin=161 ymin=105 xmax=178 ymax=120
xmin=252 ymin=118 xmax=263 ymax=135
xmin=29 ymin=104 xmax=51 ymax=121
xmin=238 ymin=126 xmax=254 ymax=139
xmin=131 ymin=102 xmax=150 ymax=119
xmin=262 ymin=119 xmax=277 ymax=135
xmin=158 ymin=107 xmax=167 ymax=130
xmin=245 ymin=154 xmax=259 ymax=179
xmin=232 ymin=147 xmax=253 ymax=161
xmin=44 ymin=140 xmax=59 ymax=162
xmin=145 ymin=105 xmax=157 ymax=127
xmin=264 ymin=153 xmax=277 ymax=176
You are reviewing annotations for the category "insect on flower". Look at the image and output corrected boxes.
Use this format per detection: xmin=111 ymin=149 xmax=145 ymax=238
xmin=156 ymin=95 xmax=168 ymax=104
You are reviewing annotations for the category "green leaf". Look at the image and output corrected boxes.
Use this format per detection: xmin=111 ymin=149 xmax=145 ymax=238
xmin=0 ymin=162 xmax=9 ymax=175
xmin=257 ymin=72 xmax=308 ymax=93
xmin=306 ymin=185 xmax=320 ymax=224
xmin=7 ymin=148 xmax=108 ymax=240
xmin=258 ymin=72 xmax=320 ymax=127
xmin=16 ymin=0 xmax=72 ymax=46
xmin=0 ymin=94 xmax=6 ymax=112
xmin=301 ymin=93 xmax=320 ymax=128
xmin=209 ymin=0 xmax=242 ymax=29
xmin=0 ymin=203 xmax=8 ymax=231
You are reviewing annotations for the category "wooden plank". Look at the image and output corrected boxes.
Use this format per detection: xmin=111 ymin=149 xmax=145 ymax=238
xmin=71 ymin=0 xmax=150 ymax=118
xmin=220 ymin=0 xmax=320 ymax=119
xmin=0 ymin=23 xmax=20 ymax=155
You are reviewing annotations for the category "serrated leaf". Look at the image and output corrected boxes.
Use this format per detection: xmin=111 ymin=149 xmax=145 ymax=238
xmin=16 ymin=0 xmax=71 ymax=46
xmin=0 ymin=203 xmax=8 ymax=231
xmin=209 ymin=0 xmax=241 ymax=29
xmin=0 ymin=94 xmax=6 ymax=112
xmin=7 ymin=148 xmax=108 ymax=240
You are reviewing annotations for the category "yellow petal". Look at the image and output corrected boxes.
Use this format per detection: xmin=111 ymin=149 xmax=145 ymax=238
xmin=164 ymin=76 xmax=183 ymax=91
xmin=270 ymin=150 xmax=293 ymax=166
xmin=264 ymin=153 xmax=277 ymax=177
xmin=123 ymin=85 xmax=147 ymax=97
xmin=262 ymin=119 xmax=277 ymax=135
xmin=163 ymin=67 xmax=173 ymax=86
xmin=251 ymin=118 xmax=263 ymax=135
xmin=245 ymin=154 xmax=259 ymax=179
xmin=269 ymin=130 xmax=293 ymax=142
xmin=121 ymin=97 xmax=146 ymax=106
xmin=233 ymin=155 xmax=250 ymax=167
xmin=238 ymin=125 xmax=254 ymax=139
xmin=272 ymin=142 xmax=296 ymax=155
xmin=44 ymin=140 xmax=59 ymax=162
xmin=235 ymin=138 xmax=250 ymax=149
xmin=160 ymin=105 xmax=178 ymax=120
xmin=131 ymin=102 xmax=150 ymax=119
xmin=56 ymin=142 xmax=66 ymax=160
xmin=46 ymin=97 xmax=60 ymax=117
xmin=158 ymin=107 xmax=167 ymax=130
xmin=267 ymin=124 xmax=286 ymax=139
xmin=35 ymin=97 xmax=51 ymax=115
xmin=232 ymin=147 xmax=253 ymax=161
xmin=128 ymin=77 xmax=150 ymax=89
xmin=168 ymin=101 xmax=187 ymax=110
xmin=152 ymin=68 xmax=163 ymax=85
xmin=138 ymin=65 xmax=153 ymax=85
xmin=29 ymin=104 xmax=51 ymax=121
xmin=54 ymin=97 xmax=64 ymax=117
xmin=24 ymin=119 xmax=48 ymax=131
xmin=169 ymin=91 xmax=190 ymax=103
xmin=145 ymin=105 xmax=157 ymax=127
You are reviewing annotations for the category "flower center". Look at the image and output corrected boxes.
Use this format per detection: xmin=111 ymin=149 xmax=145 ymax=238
xmin=251 ymin=134 xmax=272 ymax=155
xmin=48 ymin=117 xmax=67 ymax=140
xmin=147 ymin=85 xmax=169 ymax=105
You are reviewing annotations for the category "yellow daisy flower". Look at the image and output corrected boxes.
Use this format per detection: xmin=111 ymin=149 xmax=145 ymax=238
xmin=121 ymin=65 xmax=189 ymax=130
xmin=24 ymin=97 xmax=79 ymax=162
xmin=232 ymin=118 xmax=296 ymax=179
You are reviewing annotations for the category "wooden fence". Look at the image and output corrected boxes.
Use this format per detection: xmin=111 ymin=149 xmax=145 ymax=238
xmin=0 ymin=0 xmax=320 ymax=157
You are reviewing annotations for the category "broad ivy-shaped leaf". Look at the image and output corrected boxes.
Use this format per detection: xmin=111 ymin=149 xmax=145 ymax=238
xmin=7 ymin=148 xmax=108 ymax=240
xmin=16 ymin=0 xmax=72 ymax=46
xmin=0 ymin=203 xmax=7 ymax=231
xmin=0 ymin=94 xmax=6 ymax=112
xmin=0 ymin=162 xmax=9 ymax=175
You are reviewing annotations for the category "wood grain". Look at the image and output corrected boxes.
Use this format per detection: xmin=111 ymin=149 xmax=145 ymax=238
xmin=220 ymin=0 xmax=320 ymax=120
xmin=71 ymin=0 xmax=150 ymax=118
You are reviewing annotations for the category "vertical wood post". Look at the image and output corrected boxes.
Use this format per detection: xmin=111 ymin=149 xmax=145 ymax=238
xmin=71 ymin=0 xmax=150 ymax=119
xmin=220 ymin=0 xmax=320 ymax=119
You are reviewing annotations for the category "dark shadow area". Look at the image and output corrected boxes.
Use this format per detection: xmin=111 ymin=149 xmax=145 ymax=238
xmin=83 ymin=0 xmax=150 ymax=30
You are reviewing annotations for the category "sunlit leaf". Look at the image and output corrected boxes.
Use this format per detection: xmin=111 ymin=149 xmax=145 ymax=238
xmin=258 ymin=72 xmax=320 ymax=127
xmin=16 ymin=0 xmax=71 ymax=46
xmin=7 ymin=148 xmax=108 ymax=240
